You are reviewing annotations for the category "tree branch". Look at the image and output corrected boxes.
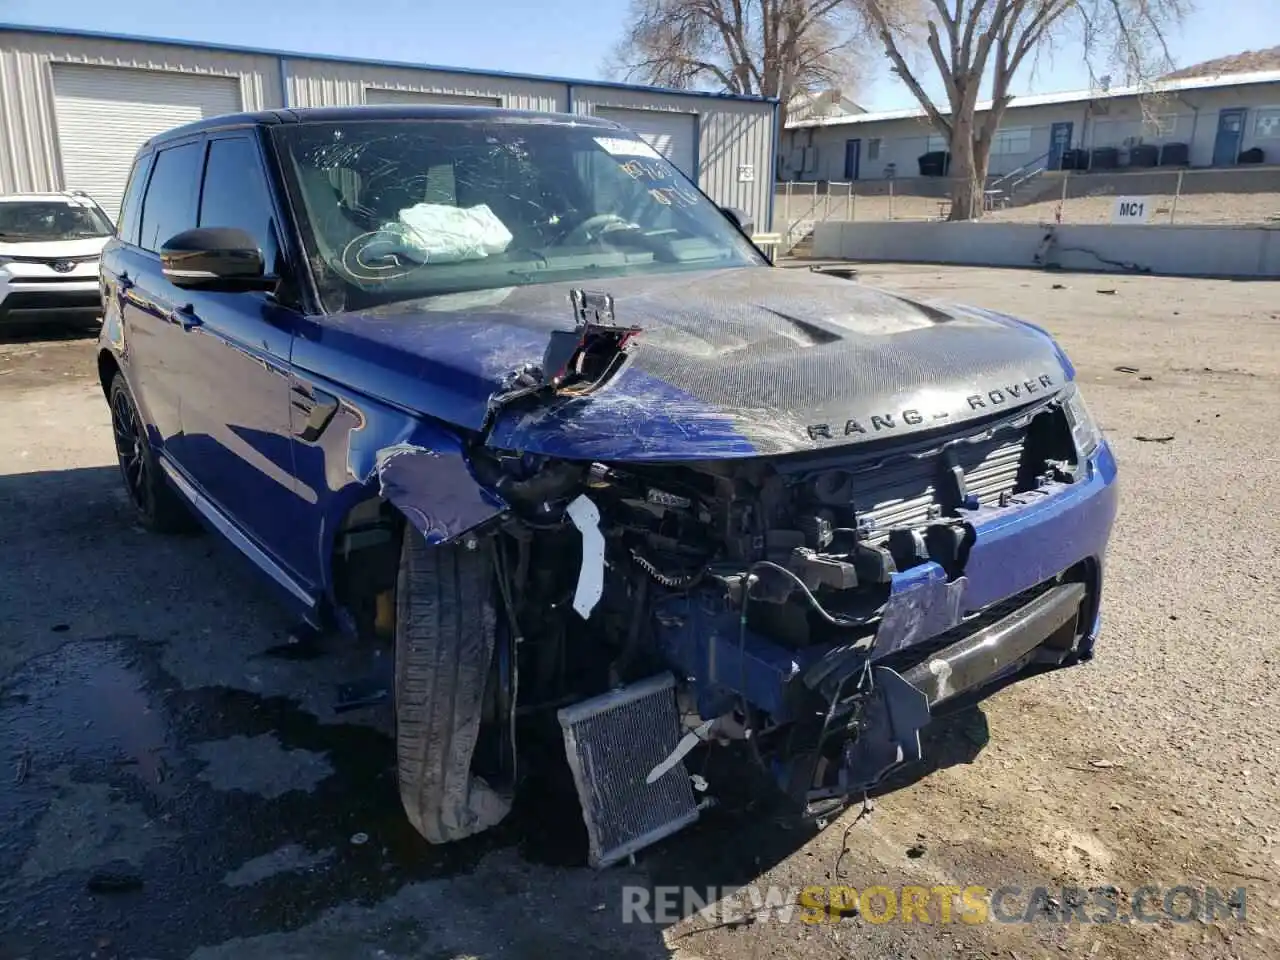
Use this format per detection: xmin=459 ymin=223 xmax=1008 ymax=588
xmin=926 ymin=20 xmax=962 ymax=107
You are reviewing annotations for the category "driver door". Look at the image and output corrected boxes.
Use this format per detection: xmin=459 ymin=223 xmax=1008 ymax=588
xmin=172 ymin=134 xmax=312 ymax=595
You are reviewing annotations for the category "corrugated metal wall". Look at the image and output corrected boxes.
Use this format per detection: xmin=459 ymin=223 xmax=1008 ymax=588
xmin=0 ymin=28 xmax=777 ymax=229
xmin=573 ymin=86 xmax=774 ymax=229
xmin=285 ymin=58 xmax=567 ymax=112
xmin=0 ymin=31 xmax=281 ymax=193
xmin=696 ymin=101 xmax=774 ymax=227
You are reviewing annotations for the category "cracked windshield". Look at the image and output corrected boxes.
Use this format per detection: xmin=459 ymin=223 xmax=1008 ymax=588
xmin=274 ymin=118 xmax=764 ymax=312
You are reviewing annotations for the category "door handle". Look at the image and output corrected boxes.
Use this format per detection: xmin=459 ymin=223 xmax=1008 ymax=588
xmin=170 ymin=304 xmax=203 ymax=331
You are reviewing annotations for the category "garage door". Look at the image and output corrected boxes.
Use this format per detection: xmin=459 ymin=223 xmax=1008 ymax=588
xmin=52 ymin=64 xmax=241 ymax=221
xmin=594 ymin=107 xmax=697 ymax=177
xmin=365 ymin=88 xmax=502 ymax=107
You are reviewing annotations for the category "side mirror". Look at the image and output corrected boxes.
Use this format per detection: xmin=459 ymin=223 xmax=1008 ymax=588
xmin=720 ymin=206 xmax=754 ymax=236
xmin=160 ymin=227 xmax=274 ymax=291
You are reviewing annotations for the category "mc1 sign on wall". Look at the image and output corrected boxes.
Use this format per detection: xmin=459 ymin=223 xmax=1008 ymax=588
xmin=1112 ymin=197 xmax=1151 ymax=224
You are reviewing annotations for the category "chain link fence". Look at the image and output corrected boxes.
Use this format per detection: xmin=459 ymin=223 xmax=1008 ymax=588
xmin=773 ymin=165 xmax=1280 ymax=250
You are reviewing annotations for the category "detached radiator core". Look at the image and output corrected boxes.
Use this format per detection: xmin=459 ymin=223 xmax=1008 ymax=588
xmin=558 ymin=673 xmax=700 ymax=868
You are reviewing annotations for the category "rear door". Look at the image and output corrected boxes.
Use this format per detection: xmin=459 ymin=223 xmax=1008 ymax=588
xmin=117 ymin=138 xmax=205 ymax=458
xmin=174 ymin=132 xmax=310 ymax=591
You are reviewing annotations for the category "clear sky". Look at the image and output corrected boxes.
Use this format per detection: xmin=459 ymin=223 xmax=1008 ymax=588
xmin=2 ymin=0 xmax=1277 ymax=110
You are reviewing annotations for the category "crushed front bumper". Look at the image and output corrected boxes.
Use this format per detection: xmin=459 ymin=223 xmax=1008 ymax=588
xmin=653 ymin=440 xmax=1118 ymax=715
xmin=561 ymin=441 xmax=1119 ymax=865
xmin=900 ymin=579 xmax=1086 ymax=707
xmin=649 ymin=439 xmax=1119 ymax=795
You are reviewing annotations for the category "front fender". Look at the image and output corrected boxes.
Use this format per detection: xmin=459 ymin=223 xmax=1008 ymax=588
xmin=294 ymin=375 xmax=511 ymax=602
xmin=373 ymin=429 xmax=510 ymax=543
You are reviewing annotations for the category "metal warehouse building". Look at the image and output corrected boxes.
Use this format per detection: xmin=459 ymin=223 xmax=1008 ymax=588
xmin=0 ymin=24 xmax=778 ymax=227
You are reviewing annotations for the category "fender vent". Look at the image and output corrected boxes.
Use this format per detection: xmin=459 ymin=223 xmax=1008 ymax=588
xmin=558 ymin=673 xmax=699 ymax=868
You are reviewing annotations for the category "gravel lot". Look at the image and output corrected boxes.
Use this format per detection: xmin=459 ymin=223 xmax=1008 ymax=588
xmin=1 ymin=266 xmax=1277 ymax=959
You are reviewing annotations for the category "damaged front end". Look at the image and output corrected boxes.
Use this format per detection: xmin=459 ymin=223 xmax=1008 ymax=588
xmin=398 ymin=372 xmax=1115 ymax=868
xmin=364 ymin=285 xmax=1118 ymax=868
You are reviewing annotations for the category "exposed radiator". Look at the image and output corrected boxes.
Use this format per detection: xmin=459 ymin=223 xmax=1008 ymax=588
xmin=851 ymin=427 xmax=1029 ymax=540
xmin=558 ymin=673 xmax=700 ymax=868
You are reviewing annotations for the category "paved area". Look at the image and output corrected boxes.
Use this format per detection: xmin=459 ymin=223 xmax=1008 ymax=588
xmin=1 ymin=266 xmax=1277 ymax=959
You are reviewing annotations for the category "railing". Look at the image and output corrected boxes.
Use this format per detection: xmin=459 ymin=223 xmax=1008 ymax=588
xmin=773 ymin=163 xmax=1280 ymax=236
xmin=989 ymin=150 xmax=1052 ymax=192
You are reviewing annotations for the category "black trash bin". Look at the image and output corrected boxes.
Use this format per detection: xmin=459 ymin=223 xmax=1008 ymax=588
xmin=1129 ymin=144 xmax=1159 ymax=167
xmin=1159 ymin=142 xmax=1190 ymax=166
xmin=1091 ymin=147 xmax=1120 ymax=170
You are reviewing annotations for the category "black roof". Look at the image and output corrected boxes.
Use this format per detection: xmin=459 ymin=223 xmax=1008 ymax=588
xmin=144 ymin=104 xmax=623 ymax=149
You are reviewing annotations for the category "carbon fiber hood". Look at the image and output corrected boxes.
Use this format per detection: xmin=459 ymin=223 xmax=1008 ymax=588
xmin=335 ymin=266 xmax=1071 ymax=461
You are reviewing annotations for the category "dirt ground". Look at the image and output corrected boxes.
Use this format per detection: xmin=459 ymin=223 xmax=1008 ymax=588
xmin=1 ymin=266 xmax=1278 ymax=959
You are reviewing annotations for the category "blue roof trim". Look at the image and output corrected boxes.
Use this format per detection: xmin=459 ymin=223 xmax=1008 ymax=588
xmin=0 ymin=21 xmax=780 ymax=104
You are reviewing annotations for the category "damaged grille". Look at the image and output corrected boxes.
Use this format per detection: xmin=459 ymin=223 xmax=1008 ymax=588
xmin=558 ymin=673 xmax=699 ymax=868
xmin=848 ymin=426 xmax=1029 ymax=541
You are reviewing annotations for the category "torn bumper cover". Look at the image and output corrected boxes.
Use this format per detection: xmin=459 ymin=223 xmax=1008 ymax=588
xmin=836 ymin=580 xmax=1086 ymax=797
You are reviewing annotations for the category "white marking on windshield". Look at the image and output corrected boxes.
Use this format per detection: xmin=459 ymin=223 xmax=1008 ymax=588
xmin=593 ymin=137 xmax=663 ymax=160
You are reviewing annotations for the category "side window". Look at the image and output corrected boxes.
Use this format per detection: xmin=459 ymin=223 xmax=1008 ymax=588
xmin=116 ymin=153 xmax=154 ymax=246
xmin=199 ymin=136 xmax=279 ymax=271
xmin=138 ymin=142 xmax=201 ymax=253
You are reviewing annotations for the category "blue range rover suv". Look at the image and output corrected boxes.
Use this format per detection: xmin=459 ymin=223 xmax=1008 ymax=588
xmin=98 ymin=106 xmax=1118 ymax=867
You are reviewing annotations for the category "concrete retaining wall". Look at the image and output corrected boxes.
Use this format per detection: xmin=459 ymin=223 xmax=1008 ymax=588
xmin=812 ymin=221 xmax=1280 ymax=278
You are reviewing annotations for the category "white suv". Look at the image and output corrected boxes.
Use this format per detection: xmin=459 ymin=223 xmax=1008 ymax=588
xmin=0 ymin=191 xmax=114 ymax=325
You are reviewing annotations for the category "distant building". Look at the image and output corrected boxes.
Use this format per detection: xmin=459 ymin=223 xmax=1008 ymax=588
xmin=784 ymin=68 xmax=1280 ymax=181
xmin=786 ymin=88 xmax=865 ymax=124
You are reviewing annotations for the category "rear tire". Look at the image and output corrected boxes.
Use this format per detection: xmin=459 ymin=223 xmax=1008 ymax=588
xmin=107 ymin=372 xmax=195 ymax=534
xmin=394 ymin=529 xmax=512 ymax=844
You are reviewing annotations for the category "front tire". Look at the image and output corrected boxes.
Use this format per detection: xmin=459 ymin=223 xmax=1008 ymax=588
xmin=107 ymin=372 xmax=194 ymax=534
xmin=394 ymin=529 xmax=512 ymax=844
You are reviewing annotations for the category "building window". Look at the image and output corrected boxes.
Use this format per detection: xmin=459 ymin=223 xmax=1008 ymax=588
xmin=990 ymin=126 xmax=1033 ymax=155
xmin=926 ymin=133 xmax=948 ymax=153
xmin=1143 ymin=113 xmax=1181 ymax=137
xmin=867 ymin=138 xmax=881 ymax=160
xmin=1255 ymin=107 xmax=1280 ymax=139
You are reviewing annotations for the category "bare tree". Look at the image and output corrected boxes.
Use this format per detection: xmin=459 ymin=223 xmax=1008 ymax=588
xmin=859 ymin=0 xmax=1192 ymax=220
xmin=608 ymin=0 xmax=871 ymax=130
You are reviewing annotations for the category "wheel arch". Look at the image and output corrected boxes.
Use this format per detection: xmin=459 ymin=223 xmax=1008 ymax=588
xmin=319 ymin=432 xmax=510 ymax=638
xmin=97 ymin=347 xmax=122 ymax=397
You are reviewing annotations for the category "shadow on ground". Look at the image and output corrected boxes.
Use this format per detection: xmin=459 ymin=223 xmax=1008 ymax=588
xmin=0 ymin=319 xmax=99 ymax=347
xmin=0 ymin=463 xmax=991 ymax=959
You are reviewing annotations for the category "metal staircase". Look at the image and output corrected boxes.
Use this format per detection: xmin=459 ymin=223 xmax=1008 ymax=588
xmin=985 ymin=151 xmax=1052 ymax=209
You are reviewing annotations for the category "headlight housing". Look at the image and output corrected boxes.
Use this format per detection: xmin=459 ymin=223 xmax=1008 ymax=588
xmin=1062 ymin=384 xmax=1101 ymax=457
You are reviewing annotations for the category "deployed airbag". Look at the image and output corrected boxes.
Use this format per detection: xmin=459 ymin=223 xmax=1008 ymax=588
xmin=375 ymin=202 xmax=514 ymax=264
